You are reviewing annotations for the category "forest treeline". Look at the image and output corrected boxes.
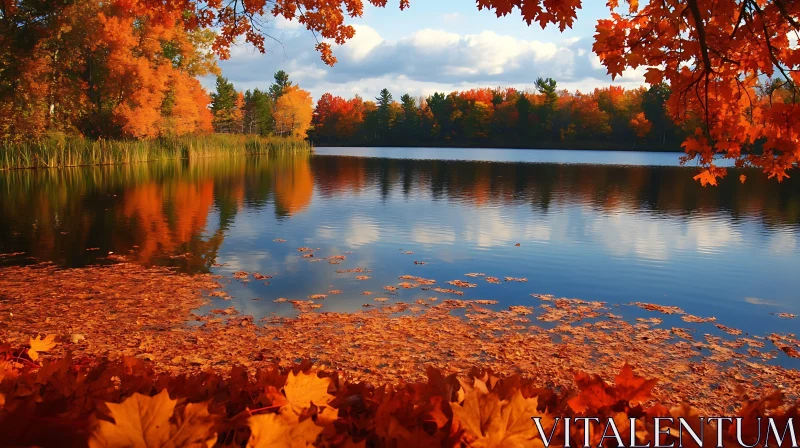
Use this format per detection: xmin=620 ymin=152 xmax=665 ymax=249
xmin=309 ymin=80 xmax=691 ymax=150
xmin=0 ymin=0 xmax=313 ymax=143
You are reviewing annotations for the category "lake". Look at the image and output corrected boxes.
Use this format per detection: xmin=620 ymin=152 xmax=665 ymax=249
xmin=1 ymin=147 xmax=798 ymax=339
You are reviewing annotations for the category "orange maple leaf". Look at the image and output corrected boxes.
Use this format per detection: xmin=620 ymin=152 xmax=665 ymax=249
xmin=693 ymin=170 xmax=719 ymax=187
xmin=28 ymin=334 xmax=57 ymax=361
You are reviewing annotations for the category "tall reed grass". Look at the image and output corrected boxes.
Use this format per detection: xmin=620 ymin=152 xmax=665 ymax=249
xmin=0 ymin=134 xmax=312 ymax=170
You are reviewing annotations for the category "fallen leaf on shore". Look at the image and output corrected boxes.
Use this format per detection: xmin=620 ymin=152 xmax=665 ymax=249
xmin=28 ymin=334 xmax=57 ymax=361
xmin=247 ymin=413 xmax=323 ymax=448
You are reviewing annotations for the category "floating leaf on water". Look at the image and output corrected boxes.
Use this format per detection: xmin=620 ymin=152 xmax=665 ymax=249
xmin=297 ymin=247 xmax=314 ymax=252
xmin=356 ymin=276 xmax=370 ymax=280
xmin=464 ymin=273 xmax=485 ymax=277
xmin=361 ymin=291 xmax=372 ymax=296
xmin=431 ymin=287 xmax=464 ymax=296
xmin=671 ymin=328 xmax=694 ymax=340
xmin=273 ymin=238 xmax=286 ymax=243
xmin=447 ymin=280 xmax=477 ymax=288
xmin=503 ymin=277 xmax=527 ymax=283
xmin=374 ymin=297 xmax=389 ymax=302
xmin=328 ymin=290 xmax=342 ymax=295
xmin=383 ymin=286 xmax=398 ymax=293
xmin=233 ymin=271 xmax=249 ymax=279
xmin=399 ymin=275 xmax=435 ymax=285
xmin=633 ymin=302 xmax=685 ymax=315
xmin=508 ymin=306 xmax=533 ymax=315
xmin=308 ymin=294 xmax=327 ymax=300
xmin=273 ymin=298 xmax=288 ymax=303
xmin=715 ymin=324 xmax=742 ymax=335
xmin=486 ymin=277 xmax=500 ymax=284
xmin=414 ymin=261 xmax=426 ymax=265
xmin=681 ymin=314 xmax=716 ymax=323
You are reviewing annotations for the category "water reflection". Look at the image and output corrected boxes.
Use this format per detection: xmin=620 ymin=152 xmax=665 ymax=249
xmin=0 ymin=154 xmax=313 ymax=270
xmin=1 ymin=151 xmax=798 ymax=333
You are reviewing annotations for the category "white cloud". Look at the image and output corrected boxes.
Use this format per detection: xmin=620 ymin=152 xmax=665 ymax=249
xmin=343 ymin=25 xmax=385 ymax=61
xmin=211 ymin=23 xmax=647 ymax=101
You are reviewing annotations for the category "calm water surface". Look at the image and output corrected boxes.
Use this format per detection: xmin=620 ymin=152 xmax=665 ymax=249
xmin=1 ymin=148 xmax=798 ymax=342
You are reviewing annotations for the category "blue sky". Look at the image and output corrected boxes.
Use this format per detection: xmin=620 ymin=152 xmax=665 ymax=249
xmin=204 ymin=1 xmax=647 ymax=101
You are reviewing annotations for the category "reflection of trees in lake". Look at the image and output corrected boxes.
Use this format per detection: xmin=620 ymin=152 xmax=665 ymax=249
xmin=311 ymin=157 xmax=800 ymax=227
xmin=2 ymin=154 xmax=797 ymax=271
xmin=0 ymin=154 xmax=314 ymax=271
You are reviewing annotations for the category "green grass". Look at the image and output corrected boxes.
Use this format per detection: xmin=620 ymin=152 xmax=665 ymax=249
xmin=0 ymin=134 xmax=313 ymax=170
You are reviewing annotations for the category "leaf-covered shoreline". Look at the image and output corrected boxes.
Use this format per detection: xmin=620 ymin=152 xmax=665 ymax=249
xmin=1 ymin=261 xmax=799 ymax=419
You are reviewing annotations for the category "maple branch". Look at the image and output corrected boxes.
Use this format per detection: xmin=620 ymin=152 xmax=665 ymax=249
xmin=686 ymin=0 xmax=712 ymax=75
xmin=773 ymin=0 xmax=800 ymax=31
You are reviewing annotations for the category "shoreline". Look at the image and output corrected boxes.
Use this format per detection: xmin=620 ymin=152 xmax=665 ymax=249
xmin=0 ymin=134 xmax=312 ymax=171
xmin=1 ymin=261 xmax=798 ymax=416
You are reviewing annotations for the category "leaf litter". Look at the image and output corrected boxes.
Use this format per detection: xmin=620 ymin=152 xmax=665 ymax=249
xmin=0 ymin=261 xmax=798 ymax=426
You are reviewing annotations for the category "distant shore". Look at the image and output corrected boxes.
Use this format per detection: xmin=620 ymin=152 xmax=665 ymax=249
xmin=309 ymin=140 xmax=683 ymax=152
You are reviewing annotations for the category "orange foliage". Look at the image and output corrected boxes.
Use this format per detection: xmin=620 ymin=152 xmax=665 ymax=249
xmin=274 ymin=86 xmax=314 ymax=138
xmin=2 ymin=343 xmax=799 ymax=448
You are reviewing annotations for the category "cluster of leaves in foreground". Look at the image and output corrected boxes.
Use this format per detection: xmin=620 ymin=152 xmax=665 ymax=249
xmin=1 ymin=338 xmax=799 ymax=447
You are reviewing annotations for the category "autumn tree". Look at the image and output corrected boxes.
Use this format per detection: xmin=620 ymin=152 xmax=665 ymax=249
xmin=273 ymin=86 xmax=313 ymax=138
xmin=145 ymin=0 xmax=795 ymax=183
